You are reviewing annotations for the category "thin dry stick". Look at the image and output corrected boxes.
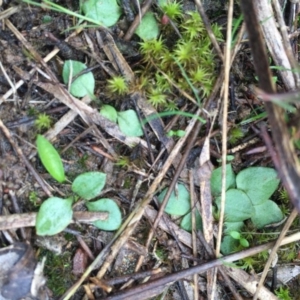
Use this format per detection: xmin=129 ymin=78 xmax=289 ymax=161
xmin=256 ymin=0 xmax=296 ymax=90
xmin=0 ymin=6 xmax=20 ymax=20
xmin=189 ymin=170 xmax=198 ymax=300
xmin=196 ymin=231 xmax=243 ymax=300
xmin=0 ymin=61 xmax=16 ymax=94
xmin=0 ymin=211 xmax=108 ymax=230
xmin=216 ymin=0 xmax=234 ymax=257
xmin=0 ymin=20 xmax=80 ymax=103
xmin=272 ymin=0 xmax=300 ymax=86
xmin=194 ymin=0 xmax=224 ymax=61
xmin=0 ymin=119 xmax=52 ymax=197
xmin=104 ymin=232 xmax=300 ymax=300
xmin=123 ymin=0 xmax=153 ymax=41
xmin=230 ymin=23 xmax=246 ymax=64
xmin=134 ymin=119 xmax=202 ymax=274
xmin=254 ymin=209 xmax=298 ymax=300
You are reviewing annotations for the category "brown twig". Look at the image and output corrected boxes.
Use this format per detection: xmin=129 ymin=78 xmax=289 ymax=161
xmin=102 ymin=231 xmax=300 ymax=300
xmin=0 ymin=211 xmax=108 ymax=230
xmin=123 ymin=0 xmax=153 ymax=41
xmin=194 ymin=0 xmax=224 ymax=61
xmin=0 ymin=119 xmax=52 ymax=197
xmin=197 ymin=231 xmax=243 ymax=300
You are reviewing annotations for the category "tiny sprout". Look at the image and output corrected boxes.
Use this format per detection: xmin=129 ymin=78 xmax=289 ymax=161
xmin=107 ymin=76 xmax=129 ymax=95
xmin=35 ymin=113 xmax=52 ymax=131
xmin=167 ymin=130 xmax=185 ymax=137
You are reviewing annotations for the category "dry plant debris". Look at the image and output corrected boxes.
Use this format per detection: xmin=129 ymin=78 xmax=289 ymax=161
xmin=0 ymin=0 xmax=300 ymax=299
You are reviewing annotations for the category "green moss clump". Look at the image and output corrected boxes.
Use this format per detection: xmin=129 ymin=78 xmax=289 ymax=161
xmin=39 ymin=249 xmax=74 ymax=297
xmin=139 ymin=11 xmax=223 ymax=110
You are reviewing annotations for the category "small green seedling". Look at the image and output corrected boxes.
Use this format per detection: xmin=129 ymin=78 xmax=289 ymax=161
xmin=36 ymin=135 xmax=65 ymax=183
xmin=99 ymin=105 xmax=143 ymax=137
xmin=211 ymin=164 xmax=283 ymax=254
xmin=167 ymin=130 xmax=186 ymax=137
xmin=36 ymin=197 xmax=73 ymax=235
xmin=229 ymin=231 xmax=249 ymax=248
xmin=62 ymin=60 xmax=95 ymax=98
xmin=36 ymin=171 xmax=122 ymax=235
xmin=36 ymin=135 xmax=122 ymax=235
xmin=157 ymin=183 xmax=202 ymax=232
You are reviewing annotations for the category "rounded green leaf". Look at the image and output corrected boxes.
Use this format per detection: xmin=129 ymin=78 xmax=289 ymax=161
xmin=36 ymin=197 xmax=73 ymax=236
xmin=240 ymin=238 xmax=249 ymax=248
xmin=180 ymin=210 xmax=203 ymax=232
xmin=210 ymin=164 xmax=236 ymax=197
xmin=62 ymin=60 xmax=95 ymax=98
xmin=82 ymin=0 xmax=121 ymax=27
xmin=251 ymin=200 xmax=284 ymax=229
xmin=221 ymin=235 xmax=239 ymax=255
xmin=229 ymin=231 xmax=241 ymax=240
xmin=117 ymin=109 xmax=143 ymax=137
xmin=72 ymin=172 xmax=106 ymax=200
xmin=215 ymin=189 xmax=253 ymax=222
xmin=158 ymin=184 xmax=190 ymax=216
xmin=223 ymin=221 xmax=244 ymax=235
xmin=86 ymin=198 xmax=122 ymax=231
xmin=236 ymin=167 xmax=279 ymax=205
xmin=135 ymin=12 xmax=160 ymax=41
xmin=100 ymin=105 xmax=118 ymax=123
xmin=36 ymin=135 xmax=65 ymax=183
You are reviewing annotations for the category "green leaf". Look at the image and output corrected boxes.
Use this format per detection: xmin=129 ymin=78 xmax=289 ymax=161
xmin=223 ymin=221 xmax=244 ymax=235
xmin=158 ymin=184 xmax=190 ymax=216
xmin=229 ymin=231 xmax=241 ymax=240
xmin=135 ymin=12 xmax=160 ymax=41
xmin=180 ymin=210 xmax=202 ymax=232
xmin=215 ymin=189 xmax=254 ymax=222
xmin=82 ymin=0 xmax=121 ymax=27
xmin=36 ymin=197 xmax=73 ymax=236
xmin=86 ymin=198 xmax=122 ymax=231
xmin=117 ymin=109 xmax=143 ymax=137
xmin=236 ymin=167 xmax=280 ymax=205
xmin=62 ymin=60 xmax=95 ymax=98
xmin=100 ymin=104 xmax=118 ymax=123
xmin=210 ymin=164 xmax=236 ymax=197
xmin=221 ymin=235 xmax=239 ymax=255
xmin=251 ymin=200 xmax=284 ymax=229
xmin=36 ymin=135 xmax=65 ymax=183
xmin=72 ymin=172 xmax=106 ymax=200
xmin=240 ymin=238 xmax=249 ymax=248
